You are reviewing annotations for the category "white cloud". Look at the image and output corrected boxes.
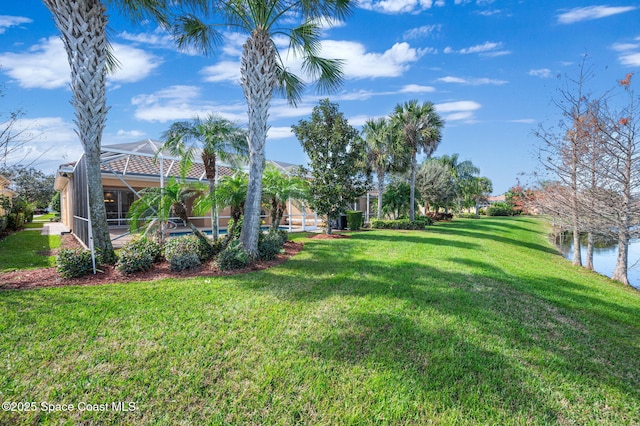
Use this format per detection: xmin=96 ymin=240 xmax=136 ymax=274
xmin=320 ymin=41 xmax=425 ymax=78
xmin=5 ymin=117 xmax=82 ymax=173
xmin=267 ymin=126 xmax=294 ymax=139
xmin=437 ymin=75 xmax=508 ymax=85
xmin=435 ymin=100 xmax=481 ymax=121
xmin=619 ymin=52 xmax=640 ymax=67
xmin=131 ymin=85 xmax=247 ymax=123
xmin=611 ymin=39 xmax=640 ymax=67
xmin=403 ymin=24 xmax=441 ymax=40
xmin=115 ymin=129 xmax=147 ymax=139
xmin=400 ymin=84 xmax=437 ymax=93
xmin=508 ymin=119 xmax=537 ymax=124
xmin=528 ymin=68 xmax=553 ymax=78
xmin=0 ymin=37 xmax=162 ymax=89
xmin=557 ymin=5 xmax=637 ymax=24
xmin=358 ymin=0 xmax=437 ymax=14
xmin=201 ymin=61 xmax=241 ymax=83
xmin=444 ymin=41 xmax=510 ymax=56
xmin=0 ymin=15 xmax=32 ymax=34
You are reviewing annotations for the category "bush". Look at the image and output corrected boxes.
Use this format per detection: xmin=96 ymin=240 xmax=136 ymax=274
xmin=116 ymin=237 xmax=162 ymax=275
xmin=487 ymin=202 xmax=514 ymax=216
xmin=217 ymin=240 xmax=249 ymax=271
xmin=164 ymin=236 xmax=203 ymax=271
xmin=0 ymin=216 xmax=7 ymax=233
xmin=370 ymin=218 xmax=431 ymax=230
xmin=56 ymin=248 xmax=95 ymax=279
xmin=346 ymin=210 xmax=364 ymax=231
xmin=7 ymin=213 xmax=24 ymax=231
xmin=258 ymin=231 xmax=287 ymax=261
xmin=425 ymin=212 xmax=453 ymax=221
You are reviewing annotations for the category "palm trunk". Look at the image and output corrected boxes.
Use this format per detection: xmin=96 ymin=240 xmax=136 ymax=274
xmin=202 ymin=152 xmax=219 ymax=240
xmin=240 ymin=30 xmax=277 ymax=259
xmin=44 ymin=0 xmax=115 ymax=263
xmin=376 ymin=169 xmax=384 ymax=220
xmin=409 ymin=152 xmax=417 ymax=221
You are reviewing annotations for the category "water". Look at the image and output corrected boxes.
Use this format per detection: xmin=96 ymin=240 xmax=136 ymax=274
xmin=558 ymin=237 xmax=640 ymax=289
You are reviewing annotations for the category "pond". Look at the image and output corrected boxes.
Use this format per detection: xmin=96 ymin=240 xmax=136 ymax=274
xmin=557 ymin=237 xmax=640 ymax=289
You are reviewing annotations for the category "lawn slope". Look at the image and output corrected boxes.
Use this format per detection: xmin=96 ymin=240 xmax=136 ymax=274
xmin=1 ymin=217 xmax=639 ymax=425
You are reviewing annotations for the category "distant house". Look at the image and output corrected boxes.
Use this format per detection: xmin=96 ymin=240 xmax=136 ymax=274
xmin=476 ymin=194 xmax=506 ymax=211
xmin=0 ymin=175 xmax=16 ymax=216
xmin=54 ymin=140 xmax=340 ymax=248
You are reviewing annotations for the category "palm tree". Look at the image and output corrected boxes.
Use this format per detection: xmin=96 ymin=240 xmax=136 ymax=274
xmin=362 ymin=117 xmax=407 ymax=220
xmin=162 ymin=114 xmax=248 ymax=240
xmin=262 ymin=165 xmax=308 ymax=230
xmin=42 ymin=0 xmax=179 ymax=263
xmin=175 ymin=0 xmax=352 ymax=258
xmin=127 ymin=177 xmax=210 ymax=245
xmin=212 ymin=172 xmax=249 ymax=244
xmin=391 ymin=100 xmax=444 ymax=221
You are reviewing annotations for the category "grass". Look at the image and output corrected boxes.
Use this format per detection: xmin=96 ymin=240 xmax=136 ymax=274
xmin=0 ymin=230 xmax=61 ymax=271
xmin=1 ymin=217 xmax=639 ymax=424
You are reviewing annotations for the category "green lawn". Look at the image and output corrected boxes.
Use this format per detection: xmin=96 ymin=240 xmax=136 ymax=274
xmin=1 ymin=217 xmax=639 ymax=425
xmin=0 ymin=230 xmax=61 ymax=271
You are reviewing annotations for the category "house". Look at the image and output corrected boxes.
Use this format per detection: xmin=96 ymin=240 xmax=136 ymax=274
xmin=476 ymin=194 xmax=506 ymax=211
xmin=0 ymin=174 xmax=16 ymax=216
xmin=54 ymin=140 xmax=327 ymax=248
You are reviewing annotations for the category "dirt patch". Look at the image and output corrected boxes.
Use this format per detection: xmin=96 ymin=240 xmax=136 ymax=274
xmin=306 ymin=233 xmax=352 ymax=239
xmin=0 ymin=239 xmax=304 ymax=291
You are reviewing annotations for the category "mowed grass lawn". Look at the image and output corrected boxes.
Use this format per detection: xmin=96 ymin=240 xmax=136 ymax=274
xmin=1 ymin=217 xmax=639 ymax=424
xmin=0 ymin=230 xmax=60 ymax=271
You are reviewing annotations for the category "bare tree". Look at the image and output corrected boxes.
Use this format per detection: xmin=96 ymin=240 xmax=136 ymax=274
xmin=536 ymin=58 xmax=595 ymax=266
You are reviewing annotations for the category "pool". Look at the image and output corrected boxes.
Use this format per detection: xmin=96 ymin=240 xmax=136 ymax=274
xmin=170 ymin=226 xmax=286 ymax=237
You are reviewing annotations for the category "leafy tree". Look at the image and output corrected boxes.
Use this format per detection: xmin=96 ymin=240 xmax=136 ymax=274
xmin=262 ymin=165 xmax=308 ymax=231
xmin=162 ymin=114 xmax=248 ymax=240
xmin=292 ymin=99 xmax=370 ymax=234
xmin=178 ymin=0 xmax=352 ymax=258
xmin=0 ymin=166 xmax=55 ymax=209
xmin=416 ymin=160 xmax=456 ymax=212
xmin=391 ymin=100 xmax=444 ymax=221
xmin=362 ymin=117 xmax=408 ymax=220
xmin=42 ymin=0 xmax=181 ymax=263
xmin=127 ymin=177 xmax=209 ymax=245
xmin=462 ymin=176 xmax=493 ymax=214
xmin=432 ymin=154 xmax=480 ymax=212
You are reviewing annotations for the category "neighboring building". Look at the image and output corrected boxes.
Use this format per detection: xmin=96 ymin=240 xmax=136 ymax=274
xmin=477 ymin=194 xmax=506 ymax=211
xmin=0 ymin=175 xmax=17 ymax=216
xmin=54 ymin=140 xmax=329 ymax=247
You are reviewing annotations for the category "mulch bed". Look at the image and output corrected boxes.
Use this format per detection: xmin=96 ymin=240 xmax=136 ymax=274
xmin=0 ymin=235 xmax=304 ymax=290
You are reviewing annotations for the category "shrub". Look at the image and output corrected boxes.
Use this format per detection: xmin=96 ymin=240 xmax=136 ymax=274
xmin=116 ymin=237 xmax=162 ymax=275
xmin=425 ymin=212 xmax=453 ymax=221
xmin=7 ymin=213 xmax=24 ymax=231
xmin=370 ymin=218 xmax=431 ymax=230
xmin=217 ymin=240 xmax=249 ymax=271
xmin=164 ymin=236 xmax=203 ymax=272
xmin=346 ymin=210 xmax=364 ymax=231
xmin=258 ymin=231 xmax=287 ymax=261
xmin=56 ymin=248 xmax=94 ymax=279
xmin=0 ymin=216 xmax=7 ymax=233
xmin=487 ymin=202 xmax=514 ymax=217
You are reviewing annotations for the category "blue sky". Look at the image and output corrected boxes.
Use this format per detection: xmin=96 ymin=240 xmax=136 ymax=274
xmin=0 ymin=1 xmax=638 ymax=194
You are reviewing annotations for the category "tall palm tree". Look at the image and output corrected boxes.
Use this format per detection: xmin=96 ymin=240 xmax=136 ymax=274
xmin=162 ymin=114 xmax=248 ymax=240
xmin=176 ymin=0 xmax=352 ymax=258
xmin=391 ymin=100 xmax=444 ymax=221
xmin=362 ymin=117 xmax=407 ymax=220
xmin=262 ymin=165 xmax=308 ymax=230
xmin=43 ymin=0 xmax=180 ymax=263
